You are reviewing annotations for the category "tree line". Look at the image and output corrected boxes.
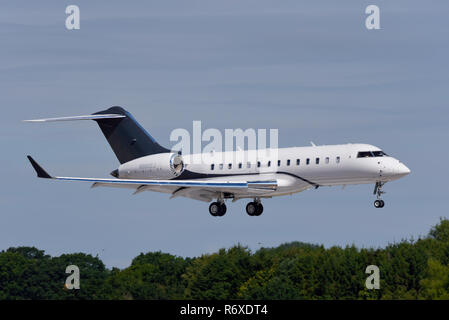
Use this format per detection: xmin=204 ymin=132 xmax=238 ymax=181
xmin=0 ymin=218 xmax=448 ymax=300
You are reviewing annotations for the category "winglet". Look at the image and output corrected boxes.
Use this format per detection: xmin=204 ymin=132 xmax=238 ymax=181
xmin=27 ymin=156 xmax=52 ymax=179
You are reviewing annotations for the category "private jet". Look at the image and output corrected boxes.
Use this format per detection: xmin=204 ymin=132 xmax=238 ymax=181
xmin=25 ymin=106 xmax=410 ymax=216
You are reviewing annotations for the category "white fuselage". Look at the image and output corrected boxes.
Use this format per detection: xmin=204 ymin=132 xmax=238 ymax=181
xmin=117 ymin=143 xmax=410 ymax=199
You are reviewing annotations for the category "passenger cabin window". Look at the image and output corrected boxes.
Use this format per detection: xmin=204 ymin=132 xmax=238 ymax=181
xmin=287 ymin=159 xmax=291 ymax=166
xmin=238 ymin=163 xmax=242 ymax=169
xmin=316 ymin=158 xmax=319 ymax=165
xmin=247 ymin=162 xmax=251 ymax=168
xmin=296 ymin=159 xmax=300 ymax=165
xmin=306 ymin=158 xmax=310 ymax=165
xmin=268 ymin=161 xmax=271 ymax=167
xmin=219 ymin=164 xmax=223 ymax=169
xmin=325 ymin=157 xmax=329 ymax=164
xmin=336 ymin=156 xmax=340 ymax=164
xmin=228 ymin=163 xmax=232 ymax=169
xmin=211 ymin=164 xmax=214 ymax=170
xmin=257 ymin=161 xmax=261 ymax=168
xmin=277 ymin=160 xmax=281 ymax=167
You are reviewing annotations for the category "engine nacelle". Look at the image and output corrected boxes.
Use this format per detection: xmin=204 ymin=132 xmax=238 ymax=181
xmin=117 ymin=153 xmax=185 ymax=179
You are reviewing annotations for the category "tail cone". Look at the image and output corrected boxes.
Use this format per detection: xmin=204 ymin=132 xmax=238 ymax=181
xmin=110 ymin=169 xmax=119 ymax=178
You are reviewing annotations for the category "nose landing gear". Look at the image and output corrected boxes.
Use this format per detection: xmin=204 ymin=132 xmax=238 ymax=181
xmin=374 ymin=199 xmax=384 ymax=208
xmin=373 ymin=182 xmax=385 ymax=208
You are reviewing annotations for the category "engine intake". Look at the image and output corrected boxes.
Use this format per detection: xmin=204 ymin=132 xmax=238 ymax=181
xmin=170 ymin=154 xmax=184 ymax=176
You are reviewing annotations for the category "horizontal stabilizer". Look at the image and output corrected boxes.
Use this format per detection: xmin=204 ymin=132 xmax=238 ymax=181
xmin=23 ymin=114 xmax=126 ymax=123
xmin=24 ymin=106 xmax=170 ymax=164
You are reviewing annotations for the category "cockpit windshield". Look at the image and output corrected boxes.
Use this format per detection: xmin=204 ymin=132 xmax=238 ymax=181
xmin=357 ymin=151 xmax=388 ymax=158
xmin=372 ymin=151 xmax=388 ymax=157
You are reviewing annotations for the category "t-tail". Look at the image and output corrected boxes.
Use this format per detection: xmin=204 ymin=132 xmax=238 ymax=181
xmin=24 ymin=106 xmax=170 ymax=164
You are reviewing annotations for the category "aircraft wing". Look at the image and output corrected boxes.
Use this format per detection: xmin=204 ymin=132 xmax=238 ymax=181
xmin=27 ymin=156 xmax=277 ymax=201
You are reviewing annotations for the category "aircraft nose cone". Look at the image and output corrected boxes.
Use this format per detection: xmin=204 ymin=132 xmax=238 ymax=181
xmin=396 ymin=163 xmax=411 ymax=177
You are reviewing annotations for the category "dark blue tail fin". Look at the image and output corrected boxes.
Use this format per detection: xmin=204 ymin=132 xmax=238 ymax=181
xmin=93 ymin=107 xmax=169 ymax=164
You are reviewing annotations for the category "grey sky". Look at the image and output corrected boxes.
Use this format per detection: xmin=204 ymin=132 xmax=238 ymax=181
xmin=0 ymin=1 xmax=448 ymax=268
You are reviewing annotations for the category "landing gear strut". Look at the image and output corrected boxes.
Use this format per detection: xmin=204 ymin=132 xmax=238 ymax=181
xmin=246 ymin=199 xmax=263 ymax=216
xmin=373 ymin=182 xmax=385 ymax=208
xmin=209 ymin=201 xmax=226 ymax=217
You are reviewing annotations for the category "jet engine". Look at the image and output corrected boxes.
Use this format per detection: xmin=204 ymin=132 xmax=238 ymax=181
xmin=116 ymin=153 xmax=185 ymax=179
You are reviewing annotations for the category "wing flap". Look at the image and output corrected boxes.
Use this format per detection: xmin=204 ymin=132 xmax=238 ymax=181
xmin=170 ymin=188 xmax=217 ymax=202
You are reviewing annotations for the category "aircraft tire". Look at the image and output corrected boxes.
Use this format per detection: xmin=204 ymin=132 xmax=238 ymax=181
xmin=209 ymin=202 xmax=220 ymax=216
xmin=217 ymin=203 xmax=227 ymax=216
xmin=374 ymin=200 xmax=383 ymax=208
xmin=246 ymin=202 xmax=257 ymax=216
xmin=254 ymin=203 xmax=263 ymax=216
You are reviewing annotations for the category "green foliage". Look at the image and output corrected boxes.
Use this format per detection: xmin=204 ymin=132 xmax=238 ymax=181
xmin=183 ymin=245 xmax=254 ymax=299
xmin=429 ymin=217 xmax=449 ymax=242
xmin=419 ymin=259 xmax=449 ymax=299
xmin=104 ymin=251 xmax=189 ymax=299
xmin=0 ymin=218 xmax=448 ymax=300
xmin=0 ymin=247 xmax=108 ymax=299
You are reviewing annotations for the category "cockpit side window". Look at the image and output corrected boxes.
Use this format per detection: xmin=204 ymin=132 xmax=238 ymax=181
xmin=357 ymin=151 xmax=388 ymax=158
xmin=357 ymin=151 xmax=373 ymax=158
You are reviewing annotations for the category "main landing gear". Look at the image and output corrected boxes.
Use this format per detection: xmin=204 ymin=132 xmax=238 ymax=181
xmin=208 ymin=197 xmax=264 ymax=217
xmin=373 ymin=182 xmax=385 ymax=208
xmin=246 ymin=199 xmax=263 ymax=216
xmin=209 ymin=201 xmax=227 ymax=217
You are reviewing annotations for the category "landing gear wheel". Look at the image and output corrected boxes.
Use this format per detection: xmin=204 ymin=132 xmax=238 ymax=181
xmin=209 ymin=202 xmax=220 ymax=216
xmin=218 ymin=203 xmax=227 ymax=216
xmin=209 ymin=202 xmax=226 ymax=216
xmin=255 ymin=203 xmax=263 ymax=216
xmin=246 ymin=202 xmax=257 ymax=216
xmin=374 ymin=200 xmax=385 ymax=208
xmin=246 ymin=202 xmax=263 ymax=216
